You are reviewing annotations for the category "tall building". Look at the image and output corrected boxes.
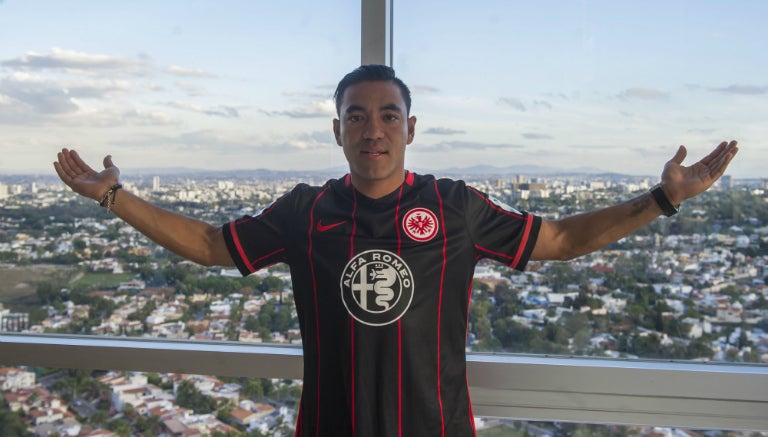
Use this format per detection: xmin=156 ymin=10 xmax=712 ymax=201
xmin=719 ymin=175 xmax=733 ymax=190
xmin=153 ymin=176 xmax=160 ymax=191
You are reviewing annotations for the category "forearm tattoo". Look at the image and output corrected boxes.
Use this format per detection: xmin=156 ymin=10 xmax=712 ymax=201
xmin=629 ymin=193 xmax=654 ymax=218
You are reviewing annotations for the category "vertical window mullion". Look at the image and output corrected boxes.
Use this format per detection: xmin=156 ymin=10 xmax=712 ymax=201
xmin=361 ymin=0 xmax=392 ymax=65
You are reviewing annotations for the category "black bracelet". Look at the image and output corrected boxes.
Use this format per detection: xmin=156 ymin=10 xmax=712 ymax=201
xmin=650 ymin=184 xmax=679 ymax=217
xmin=98 ymin=183 xmax=123 ymax=211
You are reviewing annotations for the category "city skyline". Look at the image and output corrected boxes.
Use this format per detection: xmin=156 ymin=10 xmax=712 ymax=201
xmin=0 ymin=1 xmax=765 ymax=178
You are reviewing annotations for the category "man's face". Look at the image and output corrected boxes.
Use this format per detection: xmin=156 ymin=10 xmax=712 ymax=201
xmin=333 ymin=80 xmax=417 ymax=198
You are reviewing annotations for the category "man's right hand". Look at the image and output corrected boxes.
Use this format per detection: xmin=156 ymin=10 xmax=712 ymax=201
xmin=54 ymin=148 xmax=120 ymax=201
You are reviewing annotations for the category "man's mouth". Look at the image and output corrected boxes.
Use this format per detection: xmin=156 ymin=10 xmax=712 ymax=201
xmin=362 ymin=150 xmax=387 ymax=157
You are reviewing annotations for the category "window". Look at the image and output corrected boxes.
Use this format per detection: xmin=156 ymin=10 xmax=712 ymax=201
xmin=394 ymin=0 xmax=767 ymax=362
xmin=1 ymin=1 xmax=767 ymax=433
xmin=0 ymin=0 xmax=359 ymax=343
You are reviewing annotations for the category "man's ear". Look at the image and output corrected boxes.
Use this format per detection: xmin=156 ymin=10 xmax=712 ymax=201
xmin=407 ymin=116 xmax=417 ymax=144
xmin=333 ymin=118 xmax=342 ymax=146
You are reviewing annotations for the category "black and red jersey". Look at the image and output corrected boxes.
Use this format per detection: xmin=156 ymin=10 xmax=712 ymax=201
xmin=223 ymin=171 xmax=541 ymax=437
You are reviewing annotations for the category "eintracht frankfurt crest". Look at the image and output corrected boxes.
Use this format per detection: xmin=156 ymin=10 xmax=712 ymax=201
xmin=402 ymin=207 xmax=439 ymax=242
xmin=340 ymin=250 xmax=415 ymax=326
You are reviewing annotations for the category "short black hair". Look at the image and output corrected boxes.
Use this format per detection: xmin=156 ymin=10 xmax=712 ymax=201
xmin=333 ymin=64 xmax=412 ymax=116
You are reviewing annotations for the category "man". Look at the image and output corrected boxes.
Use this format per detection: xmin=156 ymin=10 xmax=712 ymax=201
xmin=54 ymin=65 xmax=738 ymax=437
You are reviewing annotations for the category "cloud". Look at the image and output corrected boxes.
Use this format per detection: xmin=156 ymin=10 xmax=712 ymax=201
xmin=709 ymin=84 xmax=768 ymax=95
xmin=165 ymin=65 xmax=217 ymax=78
xmin=259 ymin=99 xmax=335 ymax=118
xmin=418 ymin=141 xmax=524 ymax=152
xmin=282 ymin=90 xmax=333 ymax=100
xmin=0 ymin=73 xmax=155 ymax=115
xmin=87 ymin=108 xmax=179 ymax=127
xmin=0 ymin=75 xmax=78 ymax=114
xmin=204 ymin=106 xmax=239 ymax=118
xmin=522 ymin=133 xmax=553 ymax=140
xmin=167 ymin=101 xmax=240 ymax=118
xmin=411 ymin=85 xmax=440 ymax=94
xmin=1 ymin=47 xmax=150 ymax=76
xmin=567 ymin=144 xmax=617 ymax=150
xmin=141 ymin=129 xmax=334 ymax=155
xmin=174 ymin=80 xmax=206 ymax=97
xmin=617 ymin=87 xmax=669 ymax=101
xmin=532 ymin=99 xmax=553 ymax=110
xmin=687 ymin=128 xmax=716 ymax=135
xmin=423 ymin=127 xmax=466 ymax=135
xmin=498 ymin=97 xmax=526 ymax=111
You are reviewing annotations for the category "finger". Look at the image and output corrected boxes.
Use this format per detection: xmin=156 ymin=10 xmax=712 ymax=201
xmin=671 ymin=145 xmax=687 ymax=164
xmin=711 ymin=144 xmax=739 ymax=173
xmin=53 ymin=161 xmax=69 ymax=182
xmin=103 ymin=155 xmax=114 ymax=169
xmin=708 ymin=153 xmax=735 ymax=181
xmin=699 ymin=141 xmax=729 ymax=167
xmin=56 ymin=150 xmax=78 ymax=178
xmin=69 ymin=149 xmax=95 ymax=174
xmin=707 ymin=140 xmax=739 ymax=168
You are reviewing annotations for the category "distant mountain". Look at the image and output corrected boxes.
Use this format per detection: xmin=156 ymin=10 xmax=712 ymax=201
xmin=127 ymin=164 xmax=621 ymax=178
xmin=0 ymin=163 xmax=635 ymax=183
xmin=421 ymin=164 xmax=624 ymax=177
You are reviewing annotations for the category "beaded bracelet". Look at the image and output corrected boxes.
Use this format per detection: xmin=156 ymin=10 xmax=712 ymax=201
xmin=98 ymin=183 xmax=123 ymax=212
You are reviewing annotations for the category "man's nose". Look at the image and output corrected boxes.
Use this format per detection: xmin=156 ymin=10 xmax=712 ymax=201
xmin=363 ymin=118 xmax=384 ymax=139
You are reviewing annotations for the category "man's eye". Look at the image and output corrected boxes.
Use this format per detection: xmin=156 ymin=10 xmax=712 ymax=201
xmin=348 ymin=115 xmax=362 ymax=122
xmin=384 ymin=114 xmax=398 ymax=121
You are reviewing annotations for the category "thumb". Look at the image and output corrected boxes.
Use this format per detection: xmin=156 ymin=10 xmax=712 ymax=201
xmin=670 ymin=145 xmax=687 ymax=165
xmin=103 ymin=155 xmax=114 ymax=169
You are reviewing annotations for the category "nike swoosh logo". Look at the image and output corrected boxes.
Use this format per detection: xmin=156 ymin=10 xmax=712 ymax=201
xmin=316 ymin=220 xmax=346 ymax=232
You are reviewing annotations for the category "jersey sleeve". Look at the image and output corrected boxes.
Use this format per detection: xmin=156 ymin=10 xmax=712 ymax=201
xmin=465 ymin=185 xmax=541 ymax=271
xmin=221 ymin=186 xmax=304 ymax=276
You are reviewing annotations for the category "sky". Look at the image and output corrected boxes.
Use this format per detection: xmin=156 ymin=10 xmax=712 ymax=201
xmin=0 ymin=0 xmax=765 ymax=178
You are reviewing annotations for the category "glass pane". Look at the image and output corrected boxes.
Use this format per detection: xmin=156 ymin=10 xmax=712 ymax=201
xmin=474 ymin=418 xmax=765 ymax=437
xmin=0 ymin=365 xmax=301 ymax=436
xmin=0 ymin=0 xmax=359 ymax=342
xmin=394 ymin=1 xmax=768 ymax=362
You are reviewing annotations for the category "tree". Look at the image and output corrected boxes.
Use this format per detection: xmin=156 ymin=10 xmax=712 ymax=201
xmin=686 ymin=338 xmax=714 ymax=360
xmin=273 ymin=304 xmax=295 ymax=333
xmin=243 ymin=314 xmax=259 ymax=332
xmin=107 ymin=418 xmax=132 ymax=437
xmin=0 ymin=398 xmax=31 ymax=437
xmin=258 ymin=275 xmax=284 ymax=293
xmin=135 ymin=415 xmax=162 ymax=435
xmin=36 ymin=280 xmax=62 ymax=305
xmin=493 ymin=318 xmax=537 ymax=352
xmin=90 ymin=410 xmax=109 ymax=427
xmin=632 ymin=334 xmax=661 ymax=358
xmin=494 ymin=282 xmax=520 ymax=318
xmin=176 ymin=380 xmax=217 ymax=414
xmin=242 ymin=377 xmax=264 ymax=399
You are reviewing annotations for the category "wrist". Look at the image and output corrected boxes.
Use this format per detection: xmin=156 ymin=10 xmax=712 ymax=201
xmin=650 ymin=183 xmax=679 ymax=217
xmin=99 ymin=183 xmax=123 ymax=212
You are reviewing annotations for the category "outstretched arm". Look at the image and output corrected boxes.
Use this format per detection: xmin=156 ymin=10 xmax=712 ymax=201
xmin=530 ymin=140 xmax=739 ymax=261
xmin=54 ymin=148 xmax=235 ymax=267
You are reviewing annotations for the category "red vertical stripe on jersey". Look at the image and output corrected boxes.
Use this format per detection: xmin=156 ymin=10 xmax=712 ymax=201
xmin=308 ymin=187 xmax=329 ymax=436
xmin=349 ymin=187 xmax=359 ymax=435
xmin=395 ymin=184 xmax=405 ymax=436
xmin=228 ymin=221 xmax=256 ymax=274
xmin=433 ymin=180 xmax=447 ymax=437
xmin=467 ymin=373 xmax=477 ymax=436
xmin=510 ymin=214 xmax=534 ymax=269
xmin=295 ymin=404 xmax=303 ymax=437
xmin=465 ymin=282 xmax=478 ymax=436
xmin=404 ymin=170 xmax=414 ymax=186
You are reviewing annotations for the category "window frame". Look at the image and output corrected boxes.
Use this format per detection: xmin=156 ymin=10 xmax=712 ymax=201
xmin=2 ymin=0 xmax=767 ymax=432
